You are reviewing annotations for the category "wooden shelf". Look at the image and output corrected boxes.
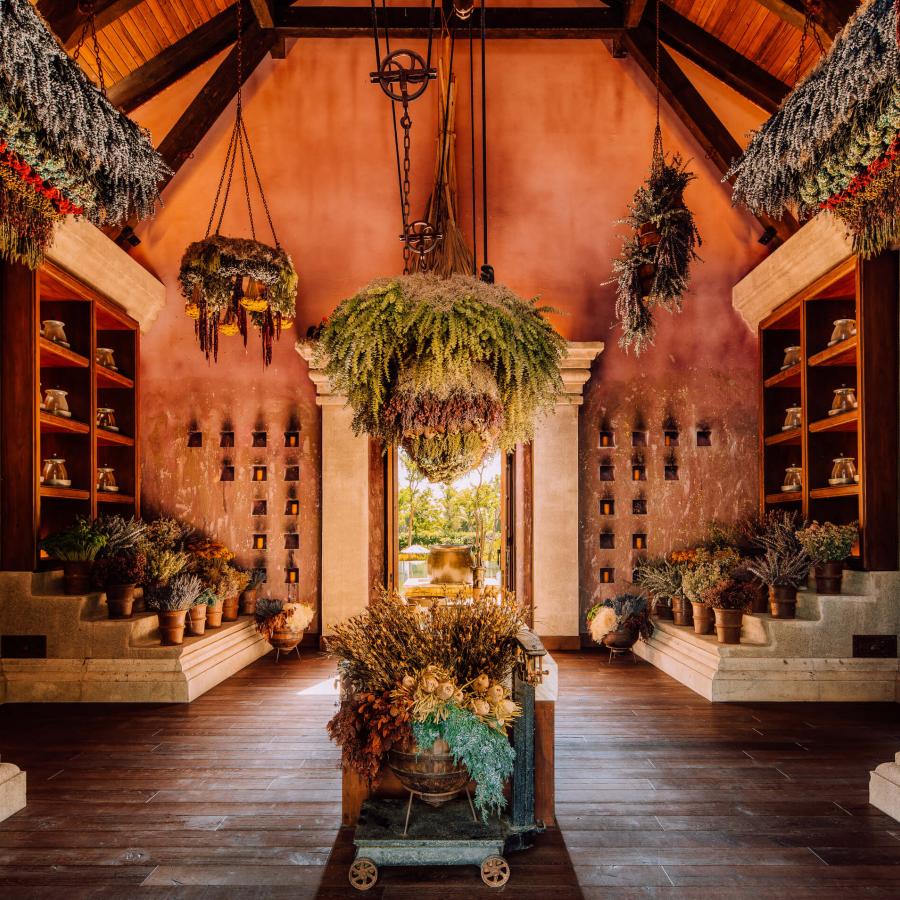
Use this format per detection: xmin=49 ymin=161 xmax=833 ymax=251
xmin=95 ymin=365 xmax=134 ymax=389
xmin=765 ymin=491 xmax=804 ymax=504
xmin=810 ymin=483 xmax=860 ymax=500
xmin=809 ymin=408 xmax=858 ymax=433
xmin=96 ymin=492 xmax=135 ymax=504
xmin=40 ymin=485 xmax=90 ymax=501
xmin=39 ymin=411 xmax=89 ymax=435
xmin=96 ymin=429 xmax=134 ymax=447
xmin=808 ymin=334 xmax=857 ymax=368
xmin=765 ymin=427 xmax=802 ymax=446
xmin=39 ymin=336 xmax=88 ymax=369
xmin=764 ymin=364 xmax=801 ymax=389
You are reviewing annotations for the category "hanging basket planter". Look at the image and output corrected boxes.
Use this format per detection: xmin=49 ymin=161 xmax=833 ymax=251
xmin=315 ymin=273 xmax=565 ymax=481
xmin=0 ymin=0 xmax=166 ymax=267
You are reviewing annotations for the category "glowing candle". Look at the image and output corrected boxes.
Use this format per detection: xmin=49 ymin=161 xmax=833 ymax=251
xmin=253 ymin=466 xmax=267 ymax=482
xmin=253 ymin=534 xmax=267 ymax=550
xmin=286 ymin=499 xmax=299 ymax=516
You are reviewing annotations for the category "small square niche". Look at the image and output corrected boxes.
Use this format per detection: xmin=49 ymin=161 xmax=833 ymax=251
xmin=697 ymin=428 xmax=712 ymax=447
xmin=599 ymin=464 xmax=615 ymax=482
xmin=632 ymin=498 xmax=647 ymax=515
xmin=599 ymin=533 xmax=615 ymax=550
xmin=600 ymin=497 xmax=615 ymax=516
xmin=599 ymin=567 xmax=615 ymax=584
xmin=252 ymin=499 xmax=268 ymax=516
xmin=632 ymin=431 xmax=648 ymax=448
xmin=252 ymin=431 xmax=268 ymax=448
xmin=284 ymin=533 xmax=300 ymax=550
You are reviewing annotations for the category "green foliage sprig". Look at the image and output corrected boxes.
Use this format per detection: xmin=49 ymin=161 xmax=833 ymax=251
xmin=42 ymin=518 xmax=106 ymax=562
xmin=317 ymin=274 xmax=565 ymax=480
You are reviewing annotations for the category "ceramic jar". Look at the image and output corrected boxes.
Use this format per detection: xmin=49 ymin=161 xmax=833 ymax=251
xmin=42 ymin=319 xmax=68 ymax=345
xmin=782 ymin=465 xmax=802 ymax=493
xmin=97 ymin=467 xmax=118 ymax=492
xmin=41 ymin=457 xmax=69 ymax=486
xmin=96 ymin=407 xmax=118 ymax=431
xmin=830 ymin=386 xmax=858 ymax=416
xmin=95 ymin=347 xmax=117 ymax=369
xmin=829 ymin=456 xmax=858 ymax=486
xmin=782 ymin=406 xmax=802 ymax=431
xmin=781 ymin=345 xmax=801 ymax=369
xmin=828 ymin=318 xmax=856 ymax=346
xmin=43 ymin=388 xmax=69 ymax=416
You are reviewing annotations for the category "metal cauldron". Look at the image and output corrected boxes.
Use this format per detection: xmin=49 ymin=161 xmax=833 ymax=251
xmin=426 ymin=545 xmax=474 ymax=585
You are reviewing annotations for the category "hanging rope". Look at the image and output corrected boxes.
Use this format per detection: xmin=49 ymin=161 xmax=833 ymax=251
xmin=651 ymin=0 xmax=664 ymax=175
xmin=479 ymin=0 xmax=492 ymax=282
xmin=72 ymin=0 xmax=106 ymax=95
xmin=469 ymin=14 xmax=477 ymax=276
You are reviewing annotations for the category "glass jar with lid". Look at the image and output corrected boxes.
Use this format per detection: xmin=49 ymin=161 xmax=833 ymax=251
xmin=42 ymin=320 xmax=68 ymax=345
xmin=828 ymin=318 xmax=857 ymax=346
xmin=781 ymin=346 xmax=801 ymax=370
xmin=829 ymin=456 xmax=858 ymax=486
xmin=43 ymin=388 xmax=70 ymax=417
xmin=829 ymin=386 xmax=858 ymax=416
xmin=95 ymin=347 xmax=117 ymax=370
xmin=96 ymin=407 xmax=118 ymax=431
xmin=782 ymin=465 xmax=803 ymax=493
xmin=42 ymin=457 xmax=69 ymax=487
xmin=782 ymin=406 xmax=802 ymax=431
xmin=97 ymin=467 xmax=118 ymax=493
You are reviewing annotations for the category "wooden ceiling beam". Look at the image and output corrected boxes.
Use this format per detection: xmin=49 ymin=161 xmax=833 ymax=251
xmin=752 ymin=0 xmax=856 ymax=41
xmin=107 ymin=2 xmax=249 ymax=113
xmin=659 ymin=3 xmax=789 ymax=114
xmin=622 ymin=24 xmax=797 ymax=245
xmin=249 ymin=0 xmax=275 ymax=29
xmin=623 ymin=0 xmax=649 ymax=29
xmin=37 ymin=0 xmax=143 ymax=48
xmin=273 ymin=4 xmax=625 ymax=38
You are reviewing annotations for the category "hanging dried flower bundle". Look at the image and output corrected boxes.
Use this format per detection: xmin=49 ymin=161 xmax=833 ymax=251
xmin=179 ymin=235 xmax=298 ymax=365
xmin=730 ymin=0 xmax=899 ymax=257
xmin=316 ymin=274 xmax=565 ymax=482
xmin=0 ymin=0 xmax=166 ymax=266
xmin=609 ymin=146 xmax=701 ymax=354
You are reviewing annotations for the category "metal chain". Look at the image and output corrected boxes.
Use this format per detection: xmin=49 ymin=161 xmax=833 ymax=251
xmin=793 ymin=1 xmax=826 ymax=85
xmin=72 ymin=0 xmax=106 ymax=95
xmin=651 ymin=0 xmax=663 ymax=173
xmin=400 ymin=105 xmax=412 ymax=273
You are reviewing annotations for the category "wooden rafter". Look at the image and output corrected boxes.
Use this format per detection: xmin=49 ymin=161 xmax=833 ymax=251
xmin=623 ymin=0 xmax=650 ymax=29
xmin=753 ymin=0 xmax=857 ymax=41
xmin=108 ymin=3 xmax=249 ymax=113
xmin=249 ymin=0 xmax=275 ymax=29
xmin=273 ymin=4 xmax=625 ymax=38
xmin=659 ymin=3 xmax=789 ymax=114
xmin=622 ymin=24 xmax=797 ymax=245
xmin=36 ymin=0 xmax=142 ymax=48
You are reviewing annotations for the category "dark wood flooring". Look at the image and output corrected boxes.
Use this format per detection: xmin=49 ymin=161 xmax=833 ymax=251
xmin=0 ymin=651 xmax=899 ymax=897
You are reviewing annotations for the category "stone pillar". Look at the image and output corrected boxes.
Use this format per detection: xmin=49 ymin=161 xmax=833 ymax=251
xmin=297 ymin=345 xmax=369 ymax=635
xmin=531 ymin=342 xmax=604 ymax=648
xmin=871 ymin=754 xmax=900 ymax=821
xmin=0 ymin=760 xmax=25 ymax=823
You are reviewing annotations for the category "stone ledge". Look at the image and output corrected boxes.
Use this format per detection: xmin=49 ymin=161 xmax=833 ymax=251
xmin=0 ymin=763 xmax=25 ymax=823
xmin=871 ymin=760 xmax=900 ymax=822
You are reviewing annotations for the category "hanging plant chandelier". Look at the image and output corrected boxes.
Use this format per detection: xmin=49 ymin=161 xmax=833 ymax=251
xmin=0 ymin=0 xmax=166 ymax=267
xmin=316 ymin=274 xmax=565 ymax=482
xmin=730 ymin=0 xmax=899 ymax=257
xmin=178 ymin=0 xmax=297 ymax=366
xmin=608 ymin=0 xmax=701 ymax=354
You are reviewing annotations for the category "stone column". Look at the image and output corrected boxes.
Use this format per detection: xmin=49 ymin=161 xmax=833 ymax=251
xmin=296 ymin=344 xmax=369 ymax=635
xmin=531 ymin=342 xmax=604 ymax=648
xmin=0 ymin=760 xmax=25 ymax=823
xmin=871 ymin=755 xmax=900 ymax=821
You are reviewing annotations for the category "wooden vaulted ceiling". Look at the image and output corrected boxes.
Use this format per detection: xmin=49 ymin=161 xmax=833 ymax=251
xmin=30 ymin=0 xmax=861 ymax=245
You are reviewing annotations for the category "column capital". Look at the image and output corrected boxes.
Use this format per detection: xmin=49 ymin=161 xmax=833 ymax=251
xmin=559 ymin=341 xmax=604 ymax=406
xmin=295 ymin=340 xmax=346 ymax=407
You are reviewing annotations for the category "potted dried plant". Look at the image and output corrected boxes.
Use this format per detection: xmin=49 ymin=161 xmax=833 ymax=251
xmin=187 ymin=588 xmax=217 ymax=637
xmin=41 ymin=519 xmax=107 ymax=594
xmin=587 ymin=594 xmax=653 ymax=651
xmin=633 ymin=557 xmax=681 ymax=622
xmin=797 ymin=521 xmax=858 ymax=594
xmin=746 ymin=511 xmax=810 ymax=619
xmin=146 ymin=574 xmax=204 ymax=646
xmin=256 ymin=598 xmax=315 ymax=658
xmin=681 ymin=548 xmax=741 ymax=636
xmin=703 ymin=579 xmax=755 ymax=644
xmin=240 ymin=568 xmax=266 ymax=615
xmin=222 ymin=567 xmax=250 ymax=621
xmin=92 ymin=551 xmax=147 ymax=619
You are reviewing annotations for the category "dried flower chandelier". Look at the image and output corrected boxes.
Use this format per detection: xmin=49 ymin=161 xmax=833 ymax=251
xmin=179 ymin=0 xmax=297 ymax=367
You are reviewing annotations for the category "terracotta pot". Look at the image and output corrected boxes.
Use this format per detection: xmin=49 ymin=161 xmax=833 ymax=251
xmin=714 ymin=608 xmax=744 ymax=644
xmin=638 ymin=262 xmax=656 ymax=296
xmin=769 ymin=585 xmax=797 ymax=619
xmin=602 ymin=626 xmax=639 ymax=651
xmin=654 ymin=599 xmax=673 ymax=621
xmin=222 ymin=594 xmax=239 ymax=622
xmin=638 ymin=220 xmax=661 ymax=249
xmin=388 ymin=738 xmax=470 ymax=806
xmin=106 ymin=583 xmax=135 ymax=618
xmin=239 ymin=588 xmax=258 ymax=616
xmin=158 ymin=609 xmax=188 ymax=646
xmin=186 ymin=604 xmax=207 ymax=636
xmin=814 ymin=561 xmax=844 ymax=595
xmin=749 ymin=577 xmax=769 ymax=614
xmin=671 ymin=596 xmax=693 ymax=627
xmin=691 ymin=602 xmax=714 ymax=635
xmin=63 ymin=560 xmax=92 ymax=595
xmin=206 ymin=600 xmax=224 ymax=628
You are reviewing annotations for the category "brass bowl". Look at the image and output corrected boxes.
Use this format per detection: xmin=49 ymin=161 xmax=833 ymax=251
xmin=388 ymin=739 xmax=470 ymax=806
xmin=426 ymin=545 xmax=475 ymax=584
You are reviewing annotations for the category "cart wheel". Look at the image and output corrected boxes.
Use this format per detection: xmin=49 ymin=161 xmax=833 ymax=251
xmin=480 ymin=855 xmax=510 ymax=888
xmin=349 ymin=857 xmax=378 ymax=891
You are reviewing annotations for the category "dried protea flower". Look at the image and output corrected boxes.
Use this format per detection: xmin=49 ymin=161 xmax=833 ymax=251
xmin=401 ymin=674 xmax=416 ymax=690
xmin=473 ymin=674 xmax=490 ymax=693
xmin=437 ymin=681 xmax=455 ymax=701
xmin=421 ymin=676 xmax=438 ymax=695
xmin=486 ymin=684 xmax=504 ymax=704
xmin=473 ymin=698 xmax=491 ymax=717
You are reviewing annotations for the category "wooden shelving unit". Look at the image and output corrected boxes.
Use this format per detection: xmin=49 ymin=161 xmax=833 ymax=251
xmin=757 ymin=253 xmax=898 ymax=570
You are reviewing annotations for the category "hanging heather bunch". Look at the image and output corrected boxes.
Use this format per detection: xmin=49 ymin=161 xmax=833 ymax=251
xmin=730 ymin=0 xmax=900 ymax=256
xmin=0 ymin=0 xmax=166 ymax=227
xmin=609 ymin=145 xmax=701 ymax=354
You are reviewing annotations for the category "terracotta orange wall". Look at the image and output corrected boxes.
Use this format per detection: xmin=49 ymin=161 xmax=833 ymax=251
xmin=130 ymin=38 xmax=768 ymax=630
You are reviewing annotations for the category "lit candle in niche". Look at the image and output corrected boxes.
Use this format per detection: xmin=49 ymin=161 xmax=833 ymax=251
xmin=253 ymin=534 xmax=267 ymax=550
xmin=633 ymin=534 xmax=646 ymax=550
xmin=632 ymin=466 xmax=642 ymax=481
xmin=284 ymin=431 xmax=300 ymax=448
xmin=285 ymin=567 xmax=299 ymax=584
xmin=285 ymin=499 xmax=299 ymax=516
xmin=601 ymin=500 xmax=612 ymax=515
xmin=253 ymin=465 xmax=267 ymax=482
xmin=601 ymin=569 xmax=613 ymax=583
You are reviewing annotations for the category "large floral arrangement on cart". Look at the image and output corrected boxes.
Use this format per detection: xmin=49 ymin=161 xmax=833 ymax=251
xmin=0 ymin=0 xmax=165 ymax=267
xmin=326 ymin=589 xmax=525 ymax=819
xmin=730 ymin=0 xmax=900 ymax=257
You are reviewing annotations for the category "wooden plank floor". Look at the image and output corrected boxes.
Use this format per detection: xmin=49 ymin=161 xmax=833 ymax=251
xmin=0 ymin=651 xmax=899 ymax=897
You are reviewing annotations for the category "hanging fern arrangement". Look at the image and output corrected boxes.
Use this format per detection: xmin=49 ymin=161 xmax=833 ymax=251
xmin=315 ymin=274 xmax=565 ymax=482
xmin=0 ymin=0 xmax=166 ymax=267
xmin=178 ymin=1 xmax=297 ymax=366
xmin=729 ymin=0 xmax=899 ymax=257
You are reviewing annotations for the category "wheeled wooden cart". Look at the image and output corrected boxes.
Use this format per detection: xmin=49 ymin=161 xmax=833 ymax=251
xmin=348 ymin=630 xmax=548 ymax=891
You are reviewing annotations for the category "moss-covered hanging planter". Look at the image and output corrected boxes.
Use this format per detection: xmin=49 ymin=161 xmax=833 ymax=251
xmin=179 ymin=235 xmax=298 ymax=364
xmin=316 ymin=273 xmax=565 ymax=482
